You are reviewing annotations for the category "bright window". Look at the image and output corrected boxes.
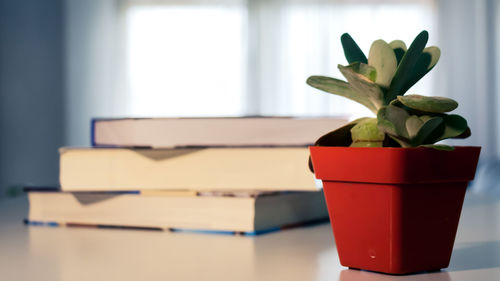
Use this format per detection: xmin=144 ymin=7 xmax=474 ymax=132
xmin=126 ymin=2 xmax=246 ymax=117
xmin=125 ymin=0 xmax=436 ymax=119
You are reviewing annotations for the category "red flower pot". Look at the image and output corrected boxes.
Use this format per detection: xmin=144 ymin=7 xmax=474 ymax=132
xmin=309 ymin=146 xmax=481 ymax=274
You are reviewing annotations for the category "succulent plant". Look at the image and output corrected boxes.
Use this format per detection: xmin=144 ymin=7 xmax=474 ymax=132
xmin=307 ymin=31 xmax=470 ymax=150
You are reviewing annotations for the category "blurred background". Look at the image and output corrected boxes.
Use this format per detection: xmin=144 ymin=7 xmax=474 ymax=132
xmin=0 ymin=0 xmax=498 ymax=197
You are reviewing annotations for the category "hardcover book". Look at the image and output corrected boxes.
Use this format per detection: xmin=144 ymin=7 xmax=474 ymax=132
xmin=91 ymin=117 xmax=347 ymax=148
xmin=60 ymin=147 xmax=320 ymax=192
xmin=26 ymin=189 xmax=328 ymax=235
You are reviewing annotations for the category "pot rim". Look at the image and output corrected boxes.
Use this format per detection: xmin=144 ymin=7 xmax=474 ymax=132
xmin=308 ymin=145 xmax=481 ymax=150
xmin=309 ymin=146 xmax=481 ymax=184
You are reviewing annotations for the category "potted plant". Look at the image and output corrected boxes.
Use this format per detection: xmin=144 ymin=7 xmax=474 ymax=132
xmin=307 ymin=30 xmax=481 ymax=274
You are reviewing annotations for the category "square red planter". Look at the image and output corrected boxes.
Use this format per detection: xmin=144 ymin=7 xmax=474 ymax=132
xmin=309 ymin=146 xmax=481 ymax=274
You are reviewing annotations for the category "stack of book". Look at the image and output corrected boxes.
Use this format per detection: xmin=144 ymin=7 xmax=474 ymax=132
xmin=26 ymin=117 xmax=346 ymax=235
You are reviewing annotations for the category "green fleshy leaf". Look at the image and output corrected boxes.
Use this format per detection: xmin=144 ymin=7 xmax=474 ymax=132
xmin=401 ymin=52 xmax=431 ymax=94
xmin=453 ymin=127 xmax=471 ymax=139
xmin=309 ymin=118 xmax=370 ymax=172
xmin=350 ymin=118 xmax=385 ymax=142
xmin=388 ymin=134 xmax=412 ymax=148
xmin=413 ymin=117 xmax=444 ymax=145
xmin=314 ymin=118 xmax=371 ymax=147
xmin=306 ymin=75 xmax=377 ymax=113
xmin=341 ymin=33 xmax=368 ymax=64
xmin=437 ymin=114 xmax=468 ymax=141
xmin=383 ymin=135 xmax=403 ymax=147
xmin=406 ymin=115 xmax=424 ymax=139
xmin=397 ymin=94 xmax=458 ymax=113
xmin=368 ymin=40 xmax=398 ymax=88
xmin=419 ymin=115 xmax=433 ymax=123
xmin=350 ymin=141 xmax=383 ymax=147
xmin=389 ymin=40 xmax=407 ymax=65
xmin=400 ymin=46 xmax=440 ymax=93
xmin=350 ymin=62 xmax=377 ymax=82
xmin=385 ymin=31 xmax=429 ymax=103
xmin=420 ymin=144 xmax=455 ymax=151
xmin=377 ymin=117 xmax=397 ymax=136
xmin=389 ymin=98 xmax=404 ymax=107
xmin=393 ymin=49 xmax=405 ymax=65
xmin=338 ymin=64 xmax=384 ymax=110
xmin=389 ymin=40 xmax=407 ymax=51
xmin=390 ymin=97 xmax=436 ymax=116
xmin=377 ymin=105 xmax=410 ymax=139
xmin=424 ymin=46 xmax=441 ymax=70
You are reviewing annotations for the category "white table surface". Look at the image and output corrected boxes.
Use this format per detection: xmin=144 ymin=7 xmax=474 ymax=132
xmin=1 ymin=191 xmax=500 ymax=281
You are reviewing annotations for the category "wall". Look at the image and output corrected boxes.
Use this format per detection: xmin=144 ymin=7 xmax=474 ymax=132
xmin=65 ymin=0 xmax=127 ymax=146
xmin=0 ymin=0 xmax=64 ymax=197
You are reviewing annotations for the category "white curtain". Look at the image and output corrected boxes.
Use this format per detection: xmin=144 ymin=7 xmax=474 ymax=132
xmin=436 ymin=0 xmax=497 ymax=158
xmin=248 ymin=0 xmax=435 ymax=118
xmin=65 ymin=0 xmax=499 ymax=163
xmin=435 ymin=0 xmax=500 ymax=192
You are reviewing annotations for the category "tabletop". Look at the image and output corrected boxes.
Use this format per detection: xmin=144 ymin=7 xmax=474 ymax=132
xmin=1 ymin=191 xmax=500 ymax=281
